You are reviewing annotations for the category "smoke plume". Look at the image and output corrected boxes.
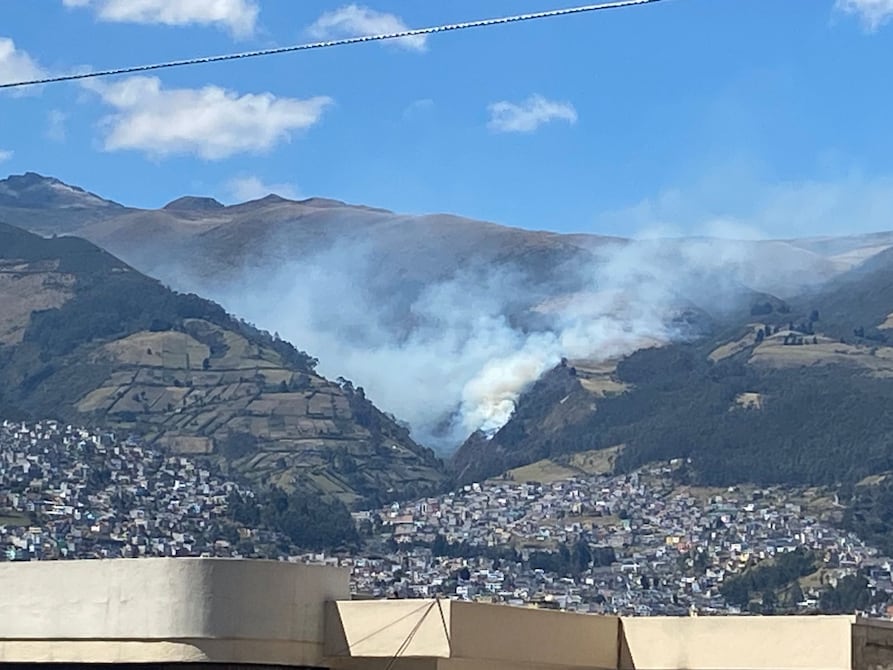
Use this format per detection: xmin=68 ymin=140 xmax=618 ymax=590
xmin=187 ymin=232 xmax=785 ymax=451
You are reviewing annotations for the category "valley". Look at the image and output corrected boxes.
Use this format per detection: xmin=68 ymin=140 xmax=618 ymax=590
xmin=4 ymin=172 xmax=893 ymax=617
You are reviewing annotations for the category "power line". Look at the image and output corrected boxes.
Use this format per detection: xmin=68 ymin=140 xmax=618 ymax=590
xmin=0 ymin=0 xmax=669 ymax=90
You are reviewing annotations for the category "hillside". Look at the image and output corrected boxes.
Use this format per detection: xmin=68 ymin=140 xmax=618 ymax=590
xmin=8 ymin=172 xmax=893 ymax=493
xmin=0 ymin=222 xmax=445 ymax=507
xmin=9 ymin=172 xmax=893 ymax=453
xmin=453 ymin=252 xmax=893 ymax=488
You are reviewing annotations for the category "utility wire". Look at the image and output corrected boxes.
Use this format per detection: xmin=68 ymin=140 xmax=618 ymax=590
xmin=0 ymin=0 xmax=668 ymax=90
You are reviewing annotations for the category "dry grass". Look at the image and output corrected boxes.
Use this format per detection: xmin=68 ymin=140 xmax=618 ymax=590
xmin=161 ymin=435 xmax=214 ymax=455
xmin=673 ymin=484 xmax=751 ymax=504
xmin=562 ymin=513 xmax=621 ymax=528
xmin=579 ymin=377 xmax=629 ymax=395
xmin=0 ymin=262 xmax=75 ymax=344
xmin=749 ymin=334 xmax=893 ymax=376
xmin=799 ymin=568 xmax=831 ymax=591
xmin=570 ymin=358 xmax=629 ymax=397
xmin=103 ymin=331 xmax=210 ymax=369
xmin=858 ymin=473 xmax=890 ymax=487
xmin=76 ymin=386 xmax=121 ymax=413
xmin=214 ymin=328 xmax=284 ymax=370
xmin=709 ymin=325 xmax=765 ymax=362
xmin=505 ymin=446 xmax=623 ymax=483
xmin=507 ymin=459 xmax=579 ymax=484
xmin=567 ymin=445 xmax=623 ymax=475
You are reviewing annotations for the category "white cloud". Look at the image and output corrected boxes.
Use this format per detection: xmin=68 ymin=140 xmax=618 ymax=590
xmin=835 ymin=0 xmax=893 ymax=31
xmin=86 ymin=76 xmax=333 ymax=160
xmin=62 ymin=0 xmax=259 ymax=38
xmin=487 ymin=95 xmax=578 ymax=134
xmin=46 ymin=110 xmax=68 ymax=142
xmin=308 ymin=4 xmax=426 ymax=52
xmin=0 ymin=149 xmax=13 ymax=163
xmin=0 ymin=37 xmax=47 ymax=89
xmin=226 ymin=176 xmax=300 ymax=202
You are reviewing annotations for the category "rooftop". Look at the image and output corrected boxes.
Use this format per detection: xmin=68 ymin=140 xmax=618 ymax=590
xmin=0 ymin=558 xmax=890 ymax=670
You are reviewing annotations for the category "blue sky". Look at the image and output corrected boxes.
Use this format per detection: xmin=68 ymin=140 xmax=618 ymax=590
xmin=1 ymin=0 xmax=892 ymax=238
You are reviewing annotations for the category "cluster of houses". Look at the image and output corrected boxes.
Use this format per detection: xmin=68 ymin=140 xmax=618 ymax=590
xmin=0 ymin=420 xmax=281 ymax=560
xmin=347 ymin=464 xmax=893 ymax=616
xmin=1 ymin=419 xmax=892 ymax=617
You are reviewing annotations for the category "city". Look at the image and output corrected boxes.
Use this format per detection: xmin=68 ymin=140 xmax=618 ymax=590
xmin=2 ymin=419 xmax=891 ymax=617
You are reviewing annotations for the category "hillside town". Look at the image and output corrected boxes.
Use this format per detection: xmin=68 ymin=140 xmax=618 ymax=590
xmin=353 ymin=466 xmax=893 ymax=616
xmin=0 ymin=420 xmax=283 ymax=560
xmin=1 ymin=420 xmax=891 ymax=617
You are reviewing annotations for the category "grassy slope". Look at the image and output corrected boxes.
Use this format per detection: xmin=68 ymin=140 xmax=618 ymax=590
xmin=0 ymin=222 xmax=445 ymax=506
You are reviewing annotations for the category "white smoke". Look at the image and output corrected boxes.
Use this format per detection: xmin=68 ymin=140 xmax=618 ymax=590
xmin=200 ymin=233 xmax=740 ymax=451
xmin=86 ymin=171 xmax=889 ymax=452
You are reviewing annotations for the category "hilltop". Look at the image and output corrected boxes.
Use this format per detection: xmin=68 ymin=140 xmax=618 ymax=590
xmin=0 ymin=222 xmax=445 ymax=507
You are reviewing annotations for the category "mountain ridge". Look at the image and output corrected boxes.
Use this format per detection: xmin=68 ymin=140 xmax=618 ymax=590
xmin=3 ymin=172 xmax=884 ymax=296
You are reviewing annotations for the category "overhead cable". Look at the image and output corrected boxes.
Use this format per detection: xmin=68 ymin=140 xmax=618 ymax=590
xmin=0 ymin=0 xmax=668 ymax=90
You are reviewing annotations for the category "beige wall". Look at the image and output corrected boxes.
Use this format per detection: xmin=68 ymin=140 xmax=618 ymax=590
xmin=325 ymin=599 xmax=619 ymax=670
xmin=619 ymin=615 xmax=855 ymax=670
xmin=0 ymin=558 xmax=349 ymax=667
xmin=2 ymin=558 xmax=890 ymax=670
xmin=852 ymin=617 xmax=893 ymax=670
xmin=449 ymin=600 xmax=618 ymax=670
xmin=327 ymin=602 xmax=874 ymax=670
xmin=325 ymin=600 xmax=452 ymax=661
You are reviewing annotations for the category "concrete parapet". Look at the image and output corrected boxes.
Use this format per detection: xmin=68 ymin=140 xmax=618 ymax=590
xmin=2 ymin=559 xmax=893 ymax=670
xmin=0 ymin=558 xmax=350 ymax=667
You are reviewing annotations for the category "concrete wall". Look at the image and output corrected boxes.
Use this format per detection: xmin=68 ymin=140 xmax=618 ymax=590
xmin=325 ymin=599 xmax=619 ymax=670
xmin=449 ymin=600 xmax=618 ymax=670
xmin=619 ymin=615 xmax=855 ymax=670
xmin=321 ymin=599 xmax=883 ymax=670
xmin=1 ymin=558 xmax=889 ymax=670
xmin=853 ymin=617 xmax=893 ymax=670
xmin=325 ymin=600 xmax=452 ymax=662
xmin=0 ymin=558 xmax=349 ymax=667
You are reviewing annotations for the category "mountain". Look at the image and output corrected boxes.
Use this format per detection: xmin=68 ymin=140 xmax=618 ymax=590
xmin=7 ymin=172 xmax=893 ymax=487
xmin=162 ymin=196 xmax=226 ymax=212
xmin=0 ymin=172 xmax=126 ymax=236
xmin=0 ymin=172 xmax=121 ymax=211
xmin=0 ymin=173 xmax=883 ymax=309
xmin=0 ymin=173 xmax=595 ymax=283
xmin=0 ymin=221 xmax=445 ymax=507
xmin=452 ymin=252 xmax=893 ymax=488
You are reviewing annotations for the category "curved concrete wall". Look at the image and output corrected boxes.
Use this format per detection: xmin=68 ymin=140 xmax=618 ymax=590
xmin=0 ymin=558 xmax=349 ymax=667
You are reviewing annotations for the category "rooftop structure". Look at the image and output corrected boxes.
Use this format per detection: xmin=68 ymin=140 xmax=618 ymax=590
xmin=1 ymin=558 xmax=891 ymax=670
